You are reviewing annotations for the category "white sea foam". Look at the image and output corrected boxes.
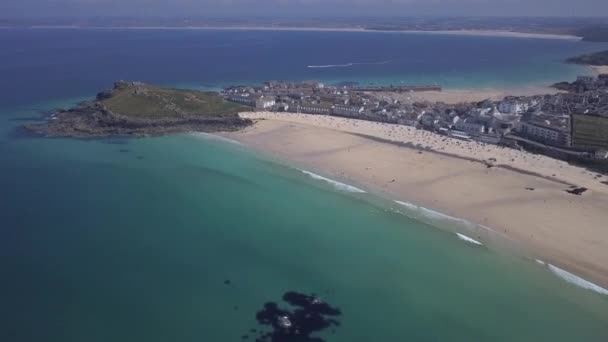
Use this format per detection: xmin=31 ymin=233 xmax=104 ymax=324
xmin=420 ymin=206 xmax=468 ymax=224
xmin=300 ymin=170 xmax=366 ymax=193
xmin=456 ymin=233 xmax=483 ymax=246
xmin=394 ymin=200 xmax=467 ymax=224
xmin=307 ymin=63 xmax=356 ymax=68
xmin=394 ymin=200 xmax=418 ymax=211
xmin=394 ymin=201 xmax=483 ymax=246
xmin=546 ymin=264 xmax=608 ymax=296
xmin=535 ymin=259 xmax=547 ymax=265
xmin=307 ymin=60 xmax=391 ymax=68
xmin=189 ymin=132 xmax=242 ymax=145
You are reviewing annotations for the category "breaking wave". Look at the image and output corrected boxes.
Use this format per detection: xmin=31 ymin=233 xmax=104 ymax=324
xmin=395 ymin=201 xmax=483 ymax=246
xmin=456 ymin=233 xmax=483 ymax=246
xmin=300 ymin=170 xmax=366 ymax=193
xmin=395 ymin=199 xmax=607 ymax=295
xmin=394 ymin=200 xmax=418 ymax=211
xmin=535 ymin=261 xmax=608 ymax=296
xmin=307 ymin=60 xmax=391 ymax=68
xmin=394 ymin=200 xmax=468 ymax=224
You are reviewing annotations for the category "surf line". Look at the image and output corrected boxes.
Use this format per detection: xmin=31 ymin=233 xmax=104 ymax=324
xmin=535 ymin=260 xmax=608 ymax=296
xmin=396 ymin=200 xmax=608 ymax=295
xmin=299 ymin=169 xmax=366 ymax=193
xmin=395 ymin=200 xmax=469 ymax=224
xmin=394 ymin=201 xmax=484 ymax=246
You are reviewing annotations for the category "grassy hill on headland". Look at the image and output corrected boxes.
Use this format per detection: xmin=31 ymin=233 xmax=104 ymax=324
xmin=100 ymin=82 xmax=247 ymax=118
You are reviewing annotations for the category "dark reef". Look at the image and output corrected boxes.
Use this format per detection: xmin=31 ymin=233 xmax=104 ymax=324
xmin=249 ymin=291 xmax=342 ymax=342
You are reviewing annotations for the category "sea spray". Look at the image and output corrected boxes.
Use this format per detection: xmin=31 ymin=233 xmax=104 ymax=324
xmin=299 ymin=170 xmax=366 ymax=193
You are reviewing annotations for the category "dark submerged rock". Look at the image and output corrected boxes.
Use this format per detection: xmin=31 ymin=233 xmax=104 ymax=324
xmin=251 ymin=291 xmax=341 ymax=342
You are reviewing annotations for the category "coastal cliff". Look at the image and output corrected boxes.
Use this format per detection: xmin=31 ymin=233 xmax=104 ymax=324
xmin=25 ymin=81 xmax=252 ymax=137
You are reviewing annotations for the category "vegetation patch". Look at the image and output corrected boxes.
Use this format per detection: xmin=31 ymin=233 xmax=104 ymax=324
xmin=572 ymin=114 xmax=608 ymax=150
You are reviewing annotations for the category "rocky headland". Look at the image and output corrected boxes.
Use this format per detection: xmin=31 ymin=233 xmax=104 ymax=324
xmin=25 ymin=81 xmax=252 ymax=138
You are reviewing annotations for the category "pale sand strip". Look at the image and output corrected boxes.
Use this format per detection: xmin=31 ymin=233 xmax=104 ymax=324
xmin=373 ymin=86 xmax=564 ymax=104
xmin=223 ymin=112 xmax=608 ymax=288
xmin=399 ymin=29 xmax=581 ymax=40
xmin=11 ymin=26 xmax=582 ymax=40
xmin=591 ymin=65 xmax=608 ymax=75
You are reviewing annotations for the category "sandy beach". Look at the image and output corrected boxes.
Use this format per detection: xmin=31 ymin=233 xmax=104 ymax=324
xmin=223 ymin=112 xmax=608 ymax=288
xmin=373 ymin=86 xmax=564 ymax=104
xmin=592 ymin=65 xmax=608 ymax=75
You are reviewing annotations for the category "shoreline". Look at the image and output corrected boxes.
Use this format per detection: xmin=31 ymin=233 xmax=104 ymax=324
xmin=0 ymin=25 xmax=582 ymax=40
xmin=221 ymin=112 xmax=608 ymax=290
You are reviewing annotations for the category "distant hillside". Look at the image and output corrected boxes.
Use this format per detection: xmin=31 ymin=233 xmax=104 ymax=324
xmin=567 ymin=50 xmax=608 ymax=66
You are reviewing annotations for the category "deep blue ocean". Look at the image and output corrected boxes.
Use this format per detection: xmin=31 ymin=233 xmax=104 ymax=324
xmin=2 ymin=28 xmax=608 ymax=108
xmin=1 ymin=28 xmax=608 ymax=342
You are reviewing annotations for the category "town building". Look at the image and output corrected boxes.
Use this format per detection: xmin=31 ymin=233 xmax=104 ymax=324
xmin=333 ymin=105 xmax=364 ymax=117
xmin=255 ymin=96 xmax=276 ymax=110
xmin=519 ymin=121 xmax=571 ymax=146
xmin=295 ymin=103 xmax=332 ymax=115
xmin=454 ymin=117 xmax=486 ymax=134
xmin=227 ymin=94 xmax=255 ymax=106
xmin=498 ymin=100 xmax=529 ymax=114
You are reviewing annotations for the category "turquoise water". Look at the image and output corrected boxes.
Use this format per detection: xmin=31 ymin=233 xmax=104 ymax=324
xmin=2 ymin=121 xmax=608 ymax=341
xmin=2 ymin=30 xmax=608 ymax=341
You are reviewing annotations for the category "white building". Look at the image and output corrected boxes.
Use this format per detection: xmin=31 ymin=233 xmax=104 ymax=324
xmin=595 ymin=150 xmax=608 ymax=160
xmin=255 ymin=96 xmax=276 ymax=109
xmin=519 ymin=121 xmax=569 ymax=146
xmin=498 ymin=101 xmax=529 ymax=114
xmin=228 ymin=94 xmax=255 ymax=106
xmin=295 ymin=103 xmax=332 ymax=115
xmin=333 ymin=105 xmax=364 ymax=117
xmin=454 ymin=118 xmax=486 ymax=134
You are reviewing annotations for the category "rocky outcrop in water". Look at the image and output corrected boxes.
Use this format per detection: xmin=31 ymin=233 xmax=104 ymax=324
xmin=24 ymin=102 xmax=251 ymax=138
xmin=248 ymin=291 xmax=342 ymax=342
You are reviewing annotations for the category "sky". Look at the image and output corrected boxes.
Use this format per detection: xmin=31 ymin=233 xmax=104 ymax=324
xmin=2 ymin=0 xmax=608 ymax=18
